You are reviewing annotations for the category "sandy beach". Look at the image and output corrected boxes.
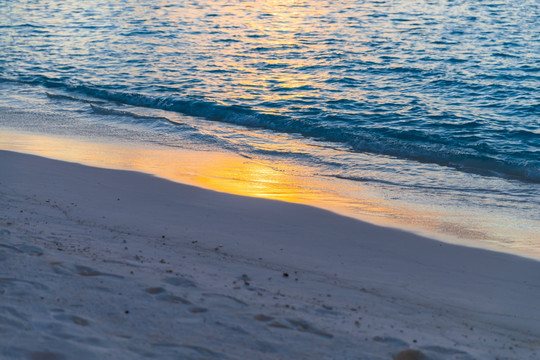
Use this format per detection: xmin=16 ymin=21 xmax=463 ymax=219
xmin=2 ymin=0 xmax=539 ymax=358
xmin=1 ymin=149 xmax=539 ymax=359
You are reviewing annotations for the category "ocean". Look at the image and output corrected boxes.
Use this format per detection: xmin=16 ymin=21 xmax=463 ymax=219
xmin=1 ymin=0 xmax=539 ymax=257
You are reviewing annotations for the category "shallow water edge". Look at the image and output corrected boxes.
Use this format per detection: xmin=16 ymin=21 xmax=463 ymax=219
xmin=1 ymin=122 xmax=538 ymax=261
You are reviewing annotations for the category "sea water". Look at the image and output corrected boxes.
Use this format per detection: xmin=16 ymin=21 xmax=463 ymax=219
xmin=1 ymin=0 xmax=539 ymax=257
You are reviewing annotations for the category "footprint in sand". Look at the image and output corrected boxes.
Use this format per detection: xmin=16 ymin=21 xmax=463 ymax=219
xmin=73 ymin=265 xmax=123 ymax=278
xmin=188 ymin=307 xmax=208 ymax=313
xmin=53 ymin=313 xmax=91 ymax=327
xmin=149 ymin=343 xmax=226 ymax=359
xmin=200 ymin=293 xmax=247 ymax=310
xmin=420 ymin=345 xmax=474 ymax=360
xmin=27 ymin=351 xmax=67 ymax=360
xmin=51 ymin=263 xmax=123 ymax=278
xmin=162 ymin=276 xmax=197 ymax=288
xmin=393 ymin=349 xmax=426 ymax=360
xmin=264 ymin=316 xmax=334 ymax=339
xmin=144 ymin=286 xmax=192 ymax=305
xmin=0 ymin=305 xmax=31 ymax=331
xmin=253 ymin=314 xmax=274 ymax=322
xmin=145 ymin=287 xmax=166 ymax=294
xmin=0 ymin=277 xmax=49 ymax=297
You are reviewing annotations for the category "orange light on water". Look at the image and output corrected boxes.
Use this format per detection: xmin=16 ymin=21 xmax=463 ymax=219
xmin=3 ymin=128 xmax=528 ymax=256
xmin=0 ymin=130 xmax=317 ymax=204
xmin=0 ymin=129 xmax=441 ymax=228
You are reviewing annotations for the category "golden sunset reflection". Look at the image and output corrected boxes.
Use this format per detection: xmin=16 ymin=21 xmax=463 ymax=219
xmin=0 ymin=130 xmax=319 ymax=205
xmin=1 ymin=128 xmax=514 ymax=254
xmin=149 ymin=0 xmax=333 ymax=106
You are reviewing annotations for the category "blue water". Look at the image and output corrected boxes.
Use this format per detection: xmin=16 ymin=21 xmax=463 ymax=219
xmin=1 ymin=0 xmax=539 ymax=253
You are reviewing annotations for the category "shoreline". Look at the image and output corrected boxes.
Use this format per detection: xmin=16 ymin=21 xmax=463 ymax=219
xmin=1 ymin=149 xmax=539 ymax=359
xmin=1 ymin=124 xmax=537 ymax=261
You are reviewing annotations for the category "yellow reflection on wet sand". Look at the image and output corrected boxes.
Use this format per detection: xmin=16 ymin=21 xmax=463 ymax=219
xmin=3 ymin=128 xmax=536 ymax=259
xmin=0 ymin=129 xmax=416 ymax=220
xmin=0 ymin=129 xmax=322 ymax=205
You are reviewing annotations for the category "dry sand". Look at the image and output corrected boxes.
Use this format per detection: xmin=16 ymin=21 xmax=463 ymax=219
xmin=1 ymin=150 xmax=539 ymax=359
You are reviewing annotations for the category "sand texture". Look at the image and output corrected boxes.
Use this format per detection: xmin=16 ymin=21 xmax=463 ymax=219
xmin=1 ymin=150 xmax=539 ymax=359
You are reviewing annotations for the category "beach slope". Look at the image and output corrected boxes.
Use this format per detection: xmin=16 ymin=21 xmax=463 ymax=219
xmin=1 ymin=150 xmax=539 ymax=359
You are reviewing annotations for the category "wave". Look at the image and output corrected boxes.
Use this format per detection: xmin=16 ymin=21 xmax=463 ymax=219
xmin=4 ymin=75 xmax=540 ymax=183
xmin=46 ymin=92 xmax=106 ymax=104
xmin=331 ymin=174 xmax=526 ymax=196
xmin=89 ymin=104 xmax=178 ymax=125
